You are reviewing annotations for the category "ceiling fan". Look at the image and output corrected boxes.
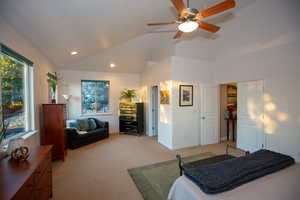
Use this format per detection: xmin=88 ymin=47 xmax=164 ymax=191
xmin=147 ymin=0 xmax=236 ymax=39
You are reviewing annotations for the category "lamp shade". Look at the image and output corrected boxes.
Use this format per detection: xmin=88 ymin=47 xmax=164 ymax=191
xmin=62 ymin=94 xmax=72 ymax=101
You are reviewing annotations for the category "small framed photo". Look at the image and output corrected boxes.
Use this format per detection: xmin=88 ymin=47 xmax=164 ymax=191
xmin=160 ymin=90 xmax=170 ymax=104
xmin=179 ymin=85 xmax=193 ymax=106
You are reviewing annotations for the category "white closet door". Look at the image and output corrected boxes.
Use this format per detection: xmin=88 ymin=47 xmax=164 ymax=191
xmin=237 ymin=80 xmax=265 ymax=152
xmin=200 ymin=86 xmax=219 ymax=145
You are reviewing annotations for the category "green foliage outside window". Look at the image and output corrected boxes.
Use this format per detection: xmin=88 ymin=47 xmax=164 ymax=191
xmin=0 ymin=55 xmax=24 ymax=115
xmin=0 ymin=55 xmax=25 ymax=137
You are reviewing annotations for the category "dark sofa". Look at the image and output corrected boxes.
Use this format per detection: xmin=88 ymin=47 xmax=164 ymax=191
xmin=66 ymin=118 xmax=109 ymax=149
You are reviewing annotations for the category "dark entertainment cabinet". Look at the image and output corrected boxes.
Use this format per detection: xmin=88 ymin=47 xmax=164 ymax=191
xmin=119 ymin=102 xmax=144 ymax=136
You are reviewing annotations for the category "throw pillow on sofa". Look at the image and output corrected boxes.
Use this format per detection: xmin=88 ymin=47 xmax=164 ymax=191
xmin=67 ymin=120 xmax=80 ymax=130
xmin=88 ymin=119 xmax=97 ymax=130
xmin=77 ymin=119 xmax=90 ymax=131
xmin=70 ymin=122 xmax=80 ymax=130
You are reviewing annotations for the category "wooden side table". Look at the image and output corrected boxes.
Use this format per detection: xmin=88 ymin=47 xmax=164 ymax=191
xmin=226 ymin=118 xmax=236 ymax=141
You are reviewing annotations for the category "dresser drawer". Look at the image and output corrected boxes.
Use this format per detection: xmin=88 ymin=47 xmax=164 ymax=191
xmin=0 ymin=146 xmax=53 ymax=200
xmin=12 ymin=174 xmax=35 ymax=200
xmin=34 ymin=153 xmax=51 ymax=183
xmin=34 ymin=166 xmax=52 ymax=200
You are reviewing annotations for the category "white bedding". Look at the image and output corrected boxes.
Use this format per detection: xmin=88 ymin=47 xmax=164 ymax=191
xmin=168 ymin=164 xmax=300 ymax=200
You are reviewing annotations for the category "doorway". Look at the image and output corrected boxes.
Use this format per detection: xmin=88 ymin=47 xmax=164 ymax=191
xmin=218 ymin=80 xmax=265 ymax=152
xmin=220 ymin=83 xmax=238 ymax=147
xmin=151 ymin=86 xmax=159 ymax=137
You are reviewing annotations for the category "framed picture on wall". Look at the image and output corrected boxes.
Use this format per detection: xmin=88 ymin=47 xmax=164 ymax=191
xmin=179 ymin=85 xmax=193 ymax=106
xmin=160 ymin=90 xmax=170 ymax=104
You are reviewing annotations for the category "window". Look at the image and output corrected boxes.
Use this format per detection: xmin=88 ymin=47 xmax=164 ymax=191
xmin=81 ymin=80 xmax=110 ymax=114
xmin=0 ymin=44 xmax=35 ymax=139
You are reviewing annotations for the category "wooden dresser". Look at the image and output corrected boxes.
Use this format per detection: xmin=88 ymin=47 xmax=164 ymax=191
xmin=41 ymin=104 xmax=67 ymax=161
xmin=0 ymin=145 xmax=52 ymax=200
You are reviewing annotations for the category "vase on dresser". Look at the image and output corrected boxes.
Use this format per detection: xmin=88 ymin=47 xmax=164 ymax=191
xmin=0 ymin=141 xmax=8 ymax=160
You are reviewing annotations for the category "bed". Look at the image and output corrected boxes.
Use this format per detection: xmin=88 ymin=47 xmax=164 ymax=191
xmin=168 ymin=163 xmax=300 ymax=200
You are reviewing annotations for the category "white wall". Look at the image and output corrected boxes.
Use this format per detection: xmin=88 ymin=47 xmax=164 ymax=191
xmin=210 ymin=0 xmax=300 ymax=162
xmin=140 ymin=0 xmax=300 ymax=162
xmin=141 ymin=58 xmax=173 ymax=148
xmin=214 ymin=52 xmax=300 ymax=161
xmin=136 ymin=0 xmax=300 ymax=163
xmin=167 ymin=0 xmax=300 ymax=161
xmin=158 ymin=80 xmax=173 ymax=149
xmin=171 ymin=56 xmax=214 ymax=149
xmin=58 ymin=70 xmax=141 ymax=133
xmin=141 ymin=56 xmax=216 ymax=150
xmin=141 ymin=58 xmax=172 ymax=86
xmin=0 ymin=17 xmax=57 ymax=147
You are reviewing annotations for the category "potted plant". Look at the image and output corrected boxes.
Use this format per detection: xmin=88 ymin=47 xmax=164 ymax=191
xmin=0 ymin=112 xmax=9 ymax=160
xmin=225 ymin=104 xmax=237 ymax=120
xmin=47 ymin=72 xmax=58 ymax=103
xmin=120 ymin=89 xmax=136 ymax=102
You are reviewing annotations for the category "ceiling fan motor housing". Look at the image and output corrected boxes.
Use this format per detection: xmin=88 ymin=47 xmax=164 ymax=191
xmin=186 ymin=8 xmax=199 ymax=15
xmin=179 ymin=8 xmax=199 ymax=22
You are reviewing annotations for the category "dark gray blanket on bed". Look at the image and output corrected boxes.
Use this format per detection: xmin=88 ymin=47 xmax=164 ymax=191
xmin=184 ymin=149 xmax=295 ymax=194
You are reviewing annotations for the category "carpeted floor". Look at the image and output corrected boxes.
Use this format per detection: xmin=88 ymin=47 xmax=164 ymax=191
xmin=128 ymin=152 xmax=214 ymax=200
xmin=52 ymin=134 xmax=243 ymax=200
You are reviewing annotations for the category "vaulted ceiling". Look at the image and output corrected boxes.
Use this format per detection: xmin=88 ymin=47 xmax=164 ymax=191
xmin=0 ymin=0 xmax=243 ymax=72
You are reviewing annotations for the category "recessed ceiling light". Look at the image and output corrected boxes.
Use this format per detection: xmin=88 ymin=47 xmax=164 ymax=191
xmin=71 ymin=51 xmax=78 ymax=55
xmin=110 ymin=63 xmax=116 ymax=68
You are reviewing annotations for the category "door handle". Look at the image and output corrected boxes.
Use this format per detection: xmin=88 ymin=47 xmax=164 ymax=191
xmin=202 ymin=117 xmax=206 ymax=120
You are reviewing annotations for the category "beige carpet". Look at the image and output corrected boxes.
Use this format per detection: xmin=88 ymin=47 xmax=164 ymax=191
xmin=52 ymin=134 xmax=243 ymax=200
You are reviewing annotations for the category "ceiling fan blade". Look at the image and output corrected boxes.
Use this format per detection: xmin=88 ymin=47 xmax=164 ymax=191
xmin=171 ymin=0 xmax=186 ymax=15
xmin=198 ymin=21 xmax=220 ymax=33
xmin=147 ymin=22 xmax=176 ymax=26
xmin=173 ymin=30 xmax=184 ymax=39
xmin=197 ymin=0 xmax=236 ymax=19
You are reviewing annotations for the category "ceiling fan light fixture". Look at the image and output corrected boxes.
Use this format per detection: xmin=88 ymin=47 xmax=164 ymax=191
xmin=178 ymin=21 xmax=198 ymax=33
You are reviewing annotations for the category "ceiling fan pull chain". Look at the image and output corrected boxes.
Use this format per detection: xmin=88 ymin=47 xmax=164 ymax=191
xmin=187 ymin=0 xmax=190 ymax=8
